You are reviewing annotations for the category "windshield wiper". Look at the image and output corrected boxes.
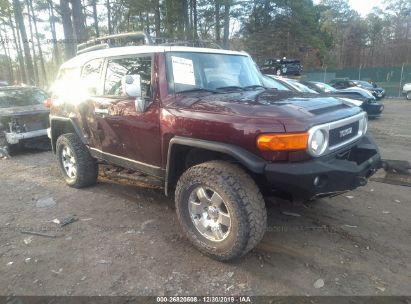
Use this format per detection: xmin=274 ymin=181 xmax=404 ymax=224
xmin=178 ymin=87 xmax=218 ymax=94
xmin=215 ymin=86 xmax=246 ymax=92
xmin=244 ymin=85 xmax=266 ymax=90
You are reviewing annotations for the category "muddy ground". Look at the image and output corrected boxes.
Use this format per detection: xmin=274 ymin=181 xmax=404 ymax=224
xmin=0 ymin=99 xmax=410 ymax=296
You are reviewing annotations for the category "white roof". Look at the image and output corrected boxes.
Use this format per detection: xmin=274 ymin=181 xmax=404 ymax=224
xmin=60 ymin=45 xmax=248 ymax=69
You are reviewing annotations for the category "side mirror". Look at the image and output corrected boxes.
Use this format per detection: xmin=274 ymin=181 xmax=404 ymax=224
xmin=122 ymin=74 xmax=142 ymax=97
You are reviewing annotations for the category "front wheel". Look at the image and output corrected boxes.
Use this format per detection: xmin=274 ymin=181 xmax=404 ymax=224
xmin=56 ymin=133 xmax=98 ymax=188
xmin=175 ymin=161 xmax=267 ymax=261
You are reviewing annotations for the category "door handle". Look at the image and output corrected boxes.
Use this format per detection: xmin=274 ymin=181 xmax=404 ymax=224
xmin=95 ymin=108 xmax=109 ymax=115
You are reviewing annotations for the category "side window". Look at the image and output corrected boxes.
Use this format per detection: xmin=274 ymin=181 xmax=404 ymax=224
xmin=104 ymin=56 xmax=152 ymax=98
xmin=81 ymin=58 xmax=103 ymax=95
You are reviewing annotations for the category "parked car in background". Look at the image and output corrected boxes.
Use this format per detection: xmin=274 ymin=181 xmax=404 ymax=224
xmin=302 ymin=81 xmax=384 ymax=118
xmin=0 ymin=86 xmax=50 ymax=154
xmin=330 ymin=79 xmax=385 ymax=100
xmin=260 ymin=58 xmax=303 ymax=76
xmin=265 ymin=75 xmax=318 ymax=93
xmin=402 ymin=83 xmax=411 ymax=100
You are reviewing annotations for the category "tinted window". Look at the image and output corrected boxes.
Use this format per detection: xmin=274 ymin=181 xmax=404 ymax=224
xmin=104 ymin=56 xmax=152 ymax=98
xmin=81 ymin=58 xmax=103 ymax=95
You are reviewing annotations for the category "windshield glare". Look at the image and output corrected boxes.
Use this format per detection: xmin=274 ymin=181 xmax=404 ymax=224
xmin=262 ymin=76 xmax=290 ymax=91
xmin=286 ymin=79 xmax=318 ymax=93
xmin=166 ymin=52 xmax=263 ymax=93
xmin=315 ymin=82 xmax=336 ymax=92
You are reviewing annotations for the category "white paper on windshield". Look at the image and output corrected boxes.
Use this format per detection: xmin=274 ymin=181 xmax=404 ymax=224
xmin=172 ymin=56 xmax=195 ymax=85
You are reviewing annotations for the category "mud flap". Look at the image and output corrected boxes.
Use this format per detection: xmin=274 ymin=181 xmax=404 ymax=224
xmin=371 ymin=159 xmax=411 ymax=187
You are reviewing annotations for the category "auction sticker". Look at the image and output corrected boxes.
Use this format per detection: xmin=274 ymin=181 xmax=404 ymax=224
xmin=172 ymin=56 xmax=195 ymax=85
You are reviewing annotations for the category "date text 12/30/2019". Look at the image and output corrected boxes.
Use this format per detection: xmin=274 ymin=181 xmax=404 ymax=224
xmin=156 ymin=296 xmax=252 ymax=303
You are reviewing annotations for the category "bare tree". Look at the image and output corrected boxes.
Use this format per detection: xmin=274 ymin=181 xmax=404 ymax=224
xmin=215 ymin=0 xmax=221 ymax=43
xmin=71 ymin=0 xmax=87 ymax=43
xmin=106 ymin=0 xmax=112 ymax=34
xmin=222 ymin=0 xmax=230 ymax=48
xmin=47 ymin=0 xmax=61 ymax=66
xmin=25 ymin=0 xmax=39 ymax=84
xmin=13 ymin=0 xmax=35 ymax=84
xmin=60 ymin=0 xmax=76 ymax=59
xmin=91 ymin=0 xmax=99 ymax=37
xmin=7 ymin=12 xmax=25 ymax=82
xmin=28 ymin=0 xmax=47 ymax=84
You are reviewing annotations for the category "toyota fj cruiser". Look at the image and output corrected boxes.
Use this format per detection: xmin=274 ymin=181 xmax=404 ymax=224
xmin=49 ymin=37 xmax=381 ymax=261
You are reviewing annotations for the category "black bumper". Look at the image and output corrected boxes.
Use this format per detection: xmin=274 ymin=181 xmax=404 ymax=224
xmin=264 ymin=136 xmax=381 ymax=200
xmin=363 ymin=102 xmax=384 ymax=117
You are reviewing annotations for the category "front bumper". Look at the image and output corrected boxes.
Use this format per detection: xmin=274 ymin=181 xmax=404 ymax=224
xmin=372 ymin=90 xmax=385 ymax=99
xmin=264 ymin=135 xmax=381 ymax=200
xmin=363 ymin=102 xmax=384 ymax=117
xmin=5 ymin=129 xmax=48 ymax=145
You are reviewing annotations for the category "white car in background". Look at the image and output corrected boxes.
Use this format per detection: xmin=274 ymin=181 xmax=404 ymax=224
xmin=403 ymin=83 xmax=411 ymax=100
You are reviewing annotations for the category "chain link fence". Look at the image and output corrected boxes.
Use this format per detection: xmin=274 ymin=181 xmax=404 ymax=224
xmin=303 ymin=65 xmax=411 ymax=97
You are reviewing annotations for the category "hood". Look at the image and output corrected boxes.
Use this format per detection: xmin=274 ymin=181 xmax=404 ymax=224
xmin=168 ymin=89 xmax=362 ymax=132
xmin=0 ymin=104 xmax=50 ymax=117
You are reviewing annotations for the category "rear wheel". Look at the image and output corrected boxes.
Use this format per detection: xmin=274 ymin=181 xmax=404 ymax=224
xmin=175 ymin=160 xmax=267 ymax=261
xmin=56 ymin=133 xmax=98 ymax=188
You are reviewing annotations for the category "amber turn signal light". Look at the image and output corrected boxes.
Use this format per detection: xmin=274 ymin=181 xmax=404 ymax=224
xmin=257 ymin=133 xmax=308 ymax=151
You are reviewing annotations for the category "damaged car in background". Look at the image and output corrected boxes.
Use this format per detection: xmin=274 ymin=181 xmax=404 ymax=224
xmin=0 ymin=86 xmax=50 ymax=155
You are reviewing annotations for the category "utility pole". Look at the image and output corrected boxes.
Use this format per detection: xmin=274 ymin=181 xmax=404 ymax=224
xmin=399 ymin=63 xmax=405 ymax=97
xmin=358 ymin=64 xmax=362 ymax=80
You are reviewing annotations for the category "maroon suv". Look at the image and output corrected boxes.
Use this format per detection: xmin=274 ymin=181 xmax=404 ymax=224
xmin=48 ymin=45 xmax=381 ymax=261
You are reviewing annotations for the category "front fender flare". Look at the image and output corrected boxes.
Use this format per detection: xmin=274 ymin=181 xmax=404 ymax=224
xmin=165 ymin=136 xmax=266 ymax=196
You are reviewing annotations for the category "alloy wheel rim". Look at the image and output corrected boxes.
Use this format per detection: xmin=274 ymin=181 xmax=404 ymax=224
xmin=188 ymin=186 xmax=231 ymax=242
xmin=61 ymin=145 xmax=77 ymax=179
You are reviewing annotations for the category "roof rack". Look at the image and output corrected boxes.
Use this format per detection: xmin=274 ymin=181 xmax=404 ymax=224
xmin=76 ymin=32 xmax=222 ymax=55
xmin=153 ymin=37 xmax=222 ymax=49
xmin=76 ymin=31 xmax=152 ymax=55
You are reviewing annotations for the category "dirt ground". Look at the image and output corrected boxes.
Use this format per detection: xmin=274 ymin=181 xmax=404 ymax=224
xmin=0 ymin=99 xmax=410 ymax=296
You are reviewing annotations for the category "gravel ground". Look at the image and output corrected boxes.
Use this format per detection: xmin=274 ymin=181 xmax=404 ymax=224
xmin=0 ymin=99 xmax=410 ymax=296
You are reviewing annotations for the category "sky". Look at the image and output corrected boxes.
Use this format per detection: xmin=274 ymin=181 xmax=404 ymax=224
xmin=348 ymin=0 xmax=385 ymax=16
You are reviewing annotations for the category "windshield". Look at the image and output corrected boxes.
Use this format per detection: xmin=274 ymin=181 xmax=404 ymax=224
xmin=0 ymin=88 xmax=47 ymax=108
xmin=166 ymin=52 xmax=263 ymax=93
xmin=314 ymin=82 xmax=337 ymax=92
xmin=285 ymin=79 xmax=318 ymax=93
xmin=355 ymin=81 xmax=373 ymax=88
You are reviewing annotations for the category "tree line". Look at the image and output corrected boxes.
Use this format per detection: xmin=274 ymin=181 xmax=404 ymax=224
xmin=0 ymin=0 xmax=410 ymax=87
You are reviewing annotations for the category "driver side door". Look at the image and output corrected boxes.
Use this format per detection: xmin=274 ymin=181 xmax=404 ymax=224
xmin=95 ymin=54 xmax=162 ymax=176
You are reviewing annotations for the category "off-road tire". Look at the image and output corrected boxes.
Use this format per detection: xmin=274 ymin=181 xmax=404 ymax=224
xmin=56 ymin=133 xmax=98 ymax=188
xmin=175 ymin=160 xmax=267 ymax=261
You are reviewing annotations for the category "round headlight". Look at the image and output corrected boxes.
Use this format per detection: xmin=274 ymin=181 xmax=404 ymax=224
xmin=308 ymin=129 xmax=328 ymax=156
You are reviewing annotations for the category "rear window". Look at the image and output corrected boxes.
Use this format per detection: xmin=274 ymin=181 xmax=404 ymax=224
xmin=0 ymin=88 xmax=48 ymax=108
